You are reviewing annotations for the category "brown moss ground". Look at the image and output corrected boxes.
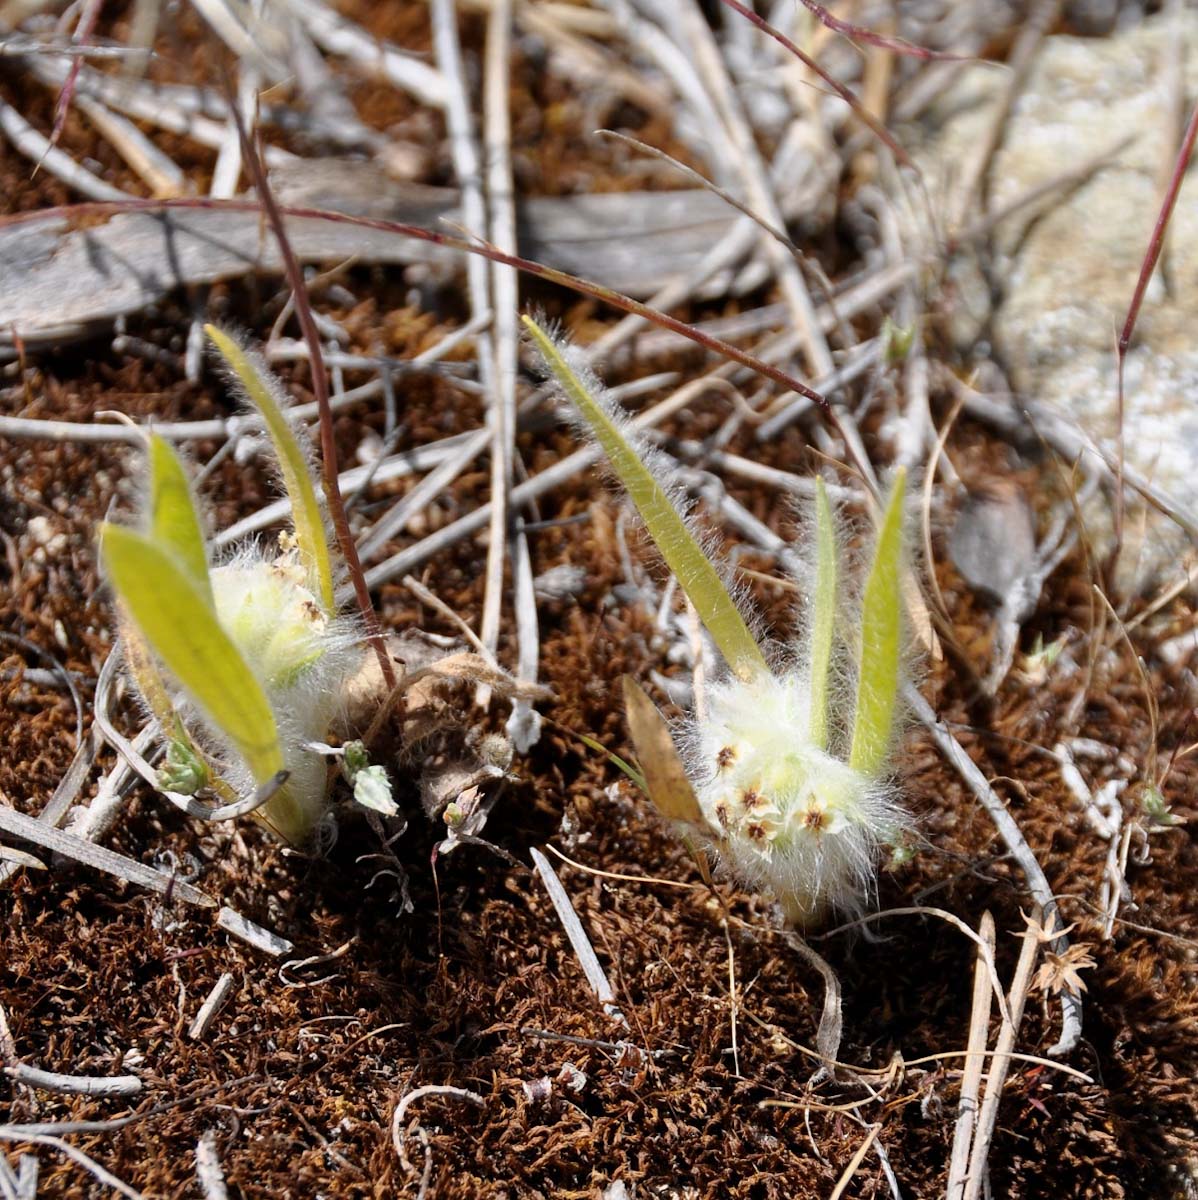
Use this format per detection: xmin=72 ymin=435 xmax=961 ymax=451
xmin=2 ymin=4 xmax=1197 ymax=1197
xmin=3 ymin=298 xmax=1197 ymax=1197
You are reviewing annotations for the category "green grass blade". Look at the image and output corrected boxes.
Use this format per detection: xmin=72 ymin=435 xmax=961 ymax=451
xmin=575 ymin=730 xmax=649 ymax=795
xmin=524 ymin=315 xmax=767 ymax=681
xmin=101 ymin=523 xmax=285 ymax=785
xmin=205 ymin=325 xmax=336 ymax=615
xmin=808 ymin=477 xmax=837 ymax=750
xmin=147 ymin=434 xmax=211 ymax=605
xmin=849 ymin=467 xmax=907 ymax=778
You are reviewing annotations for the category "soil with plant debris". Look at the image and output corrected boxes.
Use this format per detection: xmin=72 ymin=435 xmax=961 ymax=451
xmin=2 ymin=2 xmax=1197 ymax=1198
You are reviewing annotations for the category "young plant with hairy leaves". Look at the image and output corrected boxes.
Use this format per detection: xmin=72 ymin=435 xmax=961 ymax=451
xmin=100 ymin=328 xmax=395 ymax=846
xmin=524 ymin=314 xmax=911 ymax=926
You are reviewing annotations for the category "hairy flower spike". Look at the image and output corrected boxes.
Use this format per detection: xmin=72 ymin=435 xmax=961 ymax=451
xmin=691 ymin=670 xmax=908 ymax=926
xmin=526 ymin=313 xmax=913 ymax=926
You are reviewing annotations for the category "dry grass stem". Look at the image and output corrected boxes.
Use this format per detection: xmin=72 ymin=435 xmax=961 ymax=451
xmin=187 ymin=974 xmax=236 ymax=1041
xmin=962 ymin=912 xmax=1042 ymax=1200
xmin=946 ymin=911 xmax=996 ymax=1200
xmin=530 ymin=847 xmax=625 ymax=1025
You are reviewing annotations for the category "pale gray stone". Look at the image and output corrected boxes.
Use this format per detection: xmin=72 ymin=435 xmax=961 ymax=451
xmin=913 ymin=12 xmax=1198 ymax=584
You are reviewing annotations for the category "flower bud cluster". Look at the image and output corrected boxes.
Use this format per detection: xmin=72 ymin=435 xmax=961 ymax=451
xmin=692 ymin=670 xmax=907 ymax=926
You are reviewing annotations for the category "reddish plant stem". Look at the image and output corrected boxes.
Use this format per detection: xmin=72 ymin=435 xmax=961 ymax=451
xmin=794 ymin=0 xmax=968 ymax=62
xmin=4 ymin=196 xmax=835 ymax=416
xmin=1114 ymin=97 xmax=1198 ymax=554
xmin=716 ymin=0 xmax=911 ymax=167
xmin=222 ymin=86 xmax=397 ymax=692
xmin=50 ymin=0 xmax=105 ymax=149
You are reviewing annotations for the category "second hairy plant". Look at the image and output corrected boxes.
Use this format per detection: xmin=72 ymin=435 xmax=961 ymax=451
xmin=525 ymin=315 xmax=912 ymax=926
xmin=100 ymin=327 xmax=394 ymax=846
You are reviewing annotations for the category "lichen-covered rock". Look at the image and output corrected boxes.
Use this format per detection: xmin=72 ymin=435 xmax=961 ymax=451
xmin=913 ymin=12 xmax=1198 ymax=584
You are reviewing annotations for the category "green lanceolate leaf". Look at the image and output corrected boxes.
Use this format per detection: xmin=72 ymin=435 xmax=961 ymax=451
xmin=808 ymin=477 xmax=838 ymax=751
xmin=204 ymin=325 xmax=336 ymax=615
xmin=101 ymin=523 xmax=285 ymax=786
xmin=524 ymin=314 xmax=767 ymax=681
xmin=849 ymin=467 xmax=907 ymax=779
xmin=147 ymin=434 xmax=212 ymax=604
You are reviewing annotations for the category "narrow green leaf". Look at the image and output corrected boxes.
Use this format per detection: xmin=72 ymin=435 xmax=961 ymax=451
xmin=101 ymin=523 xmax=285 ymax=786
xmin=808 ymin=477 xmax=837 ymax=750
xmin=205 ymin=325 xmax=336 ymax=615
xmin=849 ymin=468 xmax=907 ymax=778
xmin=524 ymin=315 xmax=767 ymax=681
xmin=147 ymin=434 xmax=211 ymax=605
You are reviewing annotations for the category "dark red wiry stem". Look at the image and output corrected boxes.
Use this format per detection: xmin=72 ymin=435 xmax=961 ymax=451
xmin=716 ymin=0 xmax=912 ymax=167
xmin=222 ymin=85 xmax=397 ymax=691
xmin=4 ymin=196 xmax=835 ymax=416
xmin=49 ymin=0 xmax=105 ymax=150
xmin=1114 ymin=98 xmax=1198 ymax=553
xmin=794 ymin=0 xmax=971 ymax=62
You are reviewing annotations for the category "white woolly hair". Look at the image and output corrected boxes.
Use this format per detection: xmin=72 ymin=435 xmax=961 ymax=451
xmin=685 ymin=669 xmax=911 ymax=926
xmin=717 ymin=773 xmax=907 ymax=925
xmin=203 ymin=543 xmax=365 ymax=841
xmin=528 ymin=318 xmax=772 ymax=666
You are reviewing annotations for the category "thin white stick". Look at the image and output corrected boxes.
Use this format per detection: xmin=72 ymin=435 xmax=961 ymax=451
xmin=283 ymin=0 xmax=448 ymax=109
xmin=507 ymin=523 xmax=542 ymax=751
xmin=0 ymin=999 xmax=18 ymax=1068
xmin=962 ymin=914 xmax=1041 ymax=1200
xmin=479 ymin=0 xmax=518 ymax=681
xmin=188 ymin=973 xmax=236 ymax=1040
xmin=0 ymin=804 xmax=214 ymax=907
xmin=946 ymin=912 xmax=996 ymax=1200
xmin=0 ymin=729 xmax=96 ymax=890
xmin=355 ymin=429 xmax=490 ymax=561
xmin=0 ymin=96 xmax=128 ymax=202
xmin=666 ymin=0 xmax=833 ymax=379
xmin=216 ymin=907 xmax=293 ymax=956
xmin=0 ymin=1131 xmax=143 ymax=1199
xmin=209 ymin=60 xmax=256 ymax=200
xmin=530 ymin=847 xmax=626 ymax=1025
xmin=0 ymin=375 xmax=386 ymax=444
xmin=15 ymin=1154 xmax=37 ymax=1200
xmin=189 ymin=0 xmax=284 ymax=73
xmin=70 ymin=689 xmax=155 ymax=844
xmin=23 ymin=55 xmax=291 ymax=161
xmin=3 ymin=1064 xmax=141 ymax=1098
xmin=74 ymin=94 xmax=186 ymax=196
xmin=194 ymin=1130 xmax=229 ymax=1200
